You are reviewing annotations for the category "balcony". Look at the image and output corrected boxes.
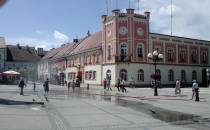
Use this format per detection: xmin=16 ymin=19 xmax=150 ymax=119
xmin=115 ymin=55 xmax=131 ymax=62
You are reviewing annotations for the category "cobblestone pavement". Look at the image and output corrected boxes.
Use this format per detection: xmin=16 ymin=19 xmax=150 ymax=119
xmin=0 ymin=83 xmax=210 ymax=130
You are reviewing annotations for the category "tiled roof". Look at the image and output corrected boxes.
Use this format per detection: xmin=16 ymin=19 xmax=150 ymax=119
xmin=42 ymin=47 xmax=62 ymax=60
xmin=70 ymin=31 xmax=102 ymax=55
xmin=51 ymin=42 xmax=77 ymax=60
xmin=6 ymin=45 xmax=40 ymax=62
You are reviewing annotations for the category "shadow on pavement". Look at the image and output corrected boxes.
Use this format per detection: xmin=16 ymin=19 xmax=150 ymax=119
xmin=0 ymin=98 xmax=44 ymax=106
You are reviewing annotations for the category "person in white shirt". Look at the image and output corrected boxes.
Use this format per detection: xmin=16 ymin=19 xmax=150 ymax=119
xmin=175 ymin=79 xmax=181 ymax=95
xmin=192 ymin=80 xmax=198 ymax=100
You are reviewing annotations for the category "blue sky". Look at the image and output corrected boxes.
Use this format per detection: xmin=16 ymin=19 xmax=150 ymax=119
xmin=0 ymin=0 xmax=210 ymax=50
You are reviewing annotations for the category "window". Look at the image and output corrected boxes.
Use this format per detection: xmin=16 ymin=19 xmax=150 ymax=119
xmin=167 ymin=48 xmax=173 ymax=62
xmin=138 ymin=69 xmax=144 ymax=81
xmin=168 ymin=69 xmax=174 ymax=81
xmin=89 ymin=71 xmax=92 ymax=80
xmin=192 ymin=70 xmax=197 ymax=80
xmin=191 ymin=50 xmax=197 ymax=63
xmin=201 ymin=51 xmax=207 ymax=63
xmin=120 ymin=43 xmax=128 ymax=55
xmin=89 ymin=56 xmax=92 ymax=64
xmin=93 ymin=71 xmax=96 ymax=80
xmin=137 ymin=44 xmax=143 ymax=57
xmin=180 ymin=49 xmax=185 ymax=62
xmin=181 ymin=70 xmax=186 ymax=81
xmin=84 ymin=56 xmax=87 ymax=65
xmin=120 ymin=69 xmax=127 ymax=81
xmin=107 ymin=45 xmax=112 ymax=60
xmin=96 ymin=55 xmax=100 ymax=63
xmin=85 ymin=72 xmax=88 ymax=80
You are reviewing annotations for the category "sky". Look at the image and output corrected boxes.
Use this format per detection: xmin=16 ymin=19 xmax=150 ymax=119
xmin=0 ymin=0 xmax=210 ymax=50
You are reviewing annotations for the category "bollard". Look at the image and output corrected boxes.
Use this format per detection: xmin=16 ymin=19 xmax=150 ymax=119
xmin=195 ymin=88 xmax=199 ymax=102
xmin=87 ymin=84 xmax=89 ymax=90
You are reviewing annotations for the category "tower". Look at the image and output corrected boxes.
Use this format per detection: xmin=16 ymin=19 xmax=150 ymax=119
xmin=102 ymin=9 xmax=150 ymax=64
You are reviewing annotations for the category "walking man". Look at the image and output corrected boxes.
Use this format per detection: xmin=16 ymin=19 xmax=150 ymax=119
xmin=107 ymin=79 xmax=112 ymax=91
xmin=120 ymin=79 xmax=126 ymax=93
xmin=44 ymin=78 xmax=49 ymax=96
xmin=33 ymin=82 xmax=36 ymax=92
xmin=192 ymin=80 xmax=199 ymax=101
xmin=116 ymin=78 xmax=121 ymax=92
xmin=175 ymin=79 xmax=181 ymax=95
xmin=19 ymin=78 xmax=26 ymax=95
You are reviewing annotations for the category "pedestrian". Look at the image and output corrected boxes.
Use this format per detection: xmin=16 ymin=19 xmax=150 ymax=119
xmin=44 ymin=78 xmax=49 ymax=96
xmin=33 ymin=81 xmax=36 ymax=92
xmin=72 ymin=79 xmax=75 ymax=92
xmin=191 ymin=80 xmax=199 ymax=101
xmin=121 ymin=79 xmax=126 ymax=93
xmin=107 ymin=79 xmax=112 ymax=91
xmin=67 ymin=81 xmax=71 ymax=91
xmin=103 ymin=78 xmax=107 ymax=90
xmin=116 ymin=78 xmax=121 ymax=92
xmin=18 ymin=78 xmax=26 ymax=95
xmin=175 ymin=79 xmax=181 ymax=95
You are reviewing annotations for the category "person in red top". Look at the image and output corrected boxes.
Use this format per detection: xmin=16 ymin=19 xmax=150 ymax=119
xmin=103 ymin=78 xmax=107 ymax=90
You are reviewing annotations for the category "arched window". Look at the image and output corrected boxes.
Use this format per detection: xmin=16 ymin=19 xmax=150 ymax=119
xmin=181 ymin=70 xmax=186 ymax=81
xmin=137 ymin=43 xmax=144 ymax=58
xmin=120 ymin=69 xmax=127 ymax=81
xmin=107 ymin=45 xmax=112 ymax=60
xmin=138 ymin=69 xmax=144 ymax=81
xmin=120 ymin=43 xmax=128 ymax=55
xmin=106 ymin=70 xmax=111 ymax=80
xmin=192 ymin=70 xmax=197 ymax=80
xmin=168 ymin=69 xmax=174 ymax=81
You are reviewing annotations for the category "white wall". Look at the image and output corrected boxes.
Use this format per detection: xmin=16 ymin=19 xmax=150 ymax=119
xmin=102 ymin=65 xmax=116 ymax=85
xmin=115 ymin=63 xmax=205 ymax=85
xmin=84 ymin=65 xmax=102 ymax=84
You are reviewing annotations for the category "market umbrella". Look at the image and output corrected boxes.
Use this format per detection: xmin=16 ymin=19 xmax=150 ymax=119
xmin=3 ymin=70 xmax=20 ymax=75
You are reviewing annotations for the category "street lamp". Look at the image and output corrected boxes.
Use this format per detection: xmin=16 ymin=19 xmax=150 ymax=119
xmin=148 ymin=50 xmax=163 ymax=96
xmin=206 ymin=68 xmax=209 ymax=87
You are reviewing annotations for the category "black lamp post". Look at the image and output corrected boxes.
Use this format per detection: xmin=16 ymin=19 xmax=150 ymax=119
xmin=148 ymin=50 xmax=163 ymax=96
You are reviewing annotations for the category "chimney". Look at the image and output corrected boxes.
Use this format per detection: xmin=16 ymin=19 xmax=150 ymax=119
xmin=87 ymin=30 xmax=91 ymax=37
xmin=73 ymin=39 xmax=79 ymax=43
xmin=144 ymin=11 xmax=150 ymax=19
xmin=37 ymin=48 xmax=43 ymax=55
xmin=112 ymin=9 xmax=120 ymax=16
xmin=101 ymin=15 xmax=107 ymax=23
xmin=17 ymin=43 xmax=21 ymax=49
xmin=126 ymin=8 xmax=135 ymax=15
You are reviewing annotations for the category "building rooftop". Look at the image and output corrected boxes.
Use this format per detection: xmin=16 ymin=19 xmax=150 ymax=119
xmin=6 ymin=44 xmax=40 ymax=62
xmin=70 ymin=31 xmax=102 ymax=55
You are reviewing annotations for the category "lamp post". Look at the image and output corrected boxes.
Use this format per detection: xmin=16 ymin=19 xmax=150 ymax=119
xmin=148 ymin=50 xmax=163 ymax=96
xmin=206 ymin=68 xmax=209 ymax=87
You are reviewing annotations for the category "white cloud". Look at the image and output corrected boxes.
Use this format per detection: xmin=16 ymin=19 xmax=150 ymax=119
xmin=53 ymin=30 xmax=69 ymax=43
xmin=135 ymin=0 xmax=210 ymax=40
xmin=35 ymin=30 xmax=44 ymax=35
